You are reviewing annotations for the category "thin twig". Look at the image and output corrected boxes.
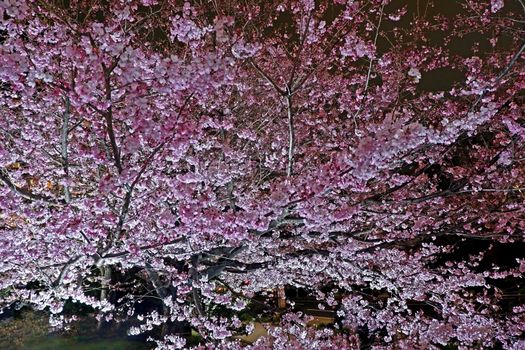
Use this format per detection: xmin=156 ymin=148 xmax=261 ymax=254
xmin=351 ymin=3 xmax=385 ymax=130
xmin=286 ymin=90 xmax=294 ymax=177
xmin=470 ymin=41 xmax=525 ymax=111
xmin=288 ymin=11 xmax=313 ymax=88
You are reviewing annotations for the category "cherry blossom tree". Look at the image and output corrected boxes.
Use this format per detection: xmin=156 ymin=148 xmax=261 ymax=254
xmin=1 ymin=0 xmax=525 ymax=348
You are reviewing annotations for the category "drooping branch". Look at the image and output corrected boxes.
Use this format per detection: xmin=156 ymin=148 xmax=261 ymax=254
xmin=144 ymin=262 xmax=168 ymax=300
xmin=205 ymin=246 xmax=247 ymax=280
xmin=216 ymin=278 xmax=276 ymax=311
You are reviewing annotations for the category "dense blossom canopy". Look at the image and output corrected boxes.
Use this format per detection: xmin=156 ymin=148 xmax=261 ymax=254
xmin=1 ymin=0 xmax=525 ymax=348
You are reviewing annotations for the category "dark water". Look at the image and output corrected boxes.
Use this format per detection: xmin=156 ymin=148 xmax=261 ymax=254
xmin=20 ymin=337 xmax=150 ymax=350
xmin=0 ymin=311 xmax=152 ymax=350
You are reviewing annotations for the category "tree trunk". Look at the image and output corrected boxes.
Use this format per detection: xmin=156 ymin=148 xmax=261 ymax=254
xmin=97 ymin=265 xmax=112 ymax=331
xmin=99 ymin=265 xmax=112 ymax=301
xmin=277 ymin=285 xmax=286 ymax=309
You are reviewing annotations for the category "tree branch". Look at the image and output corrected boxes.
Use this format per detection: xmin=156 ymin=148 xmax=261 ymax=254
xmin=101 ymin=64 xmax=123 ymax=174
xmin=470 ymin=40 xmax=525 ymax=111
xmin=249 ymin=59 xmax=286 ymax=96
xmin=114 ymin=93 xmax=194 ymax=243
xmin=286 ymin=90 xmax=295 ymax=177
xmin=351 ymin=2 xmax=385 ymax=128
xmin=61 ymin=96 xmax=71 ymax=203
xmin=288 ymin=11 xmax=312 ymax=88
xmin=190 ymin=255 xmax=206 ymax=317
xmin=144 ymin=263 xmax=168 ymax=299
xmin=0 ymin=168 xmax=65 ymax=206
xmin=52 ymin=255 xmax=82 ymax=287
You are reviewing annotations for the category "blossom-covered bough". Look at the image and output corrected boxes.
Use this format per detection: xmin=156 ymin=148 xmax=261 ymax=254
xmin=1 ymin=0 xmax=525 ymax=348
